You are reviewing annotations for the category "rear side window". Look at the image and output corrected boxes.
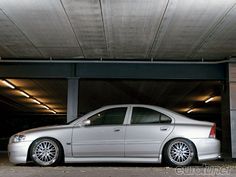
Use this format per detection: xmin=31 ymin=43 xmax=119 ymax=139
xmin=131 ymin=107 xmax=172 ymax=124
xmin=88 ymin=107 xmax=127 ymax=126
xmin=160 ymin=114 xmax=172 ymax=123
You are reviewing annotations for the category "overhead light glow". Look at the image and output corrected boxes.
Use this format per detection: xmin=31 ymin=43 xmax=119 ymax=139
xmin=32 ymin=99 xmax=41 ymax=104
xmin=187 ymin=109 xmax=194 ymax=114
xmin=1 ymin=80 xmax=15 ymax=89
xmin=49 ymin=110 xmax=56 ymax=114
xmin=19 ymin=90 xmax=30 ymax=98
xmin=205 ymin=97 xmax=214 ymax=103
xmin=42 ymin=105 xmax=49 ymax=110
xmin=1 ymin=79 xmax=56 ymax=114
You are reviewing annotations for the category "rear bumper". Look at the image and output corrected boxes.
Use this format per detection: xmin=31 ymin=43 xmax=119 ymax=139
xmin=191 ymin=138 xmax=220 ymax=161
xmin=8 ymin=141 xmax=32 ymax=164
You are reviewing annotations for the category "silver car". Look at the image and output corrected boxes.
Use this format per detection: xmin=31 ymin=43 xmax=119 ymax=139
xmin=8 ymin=104 xmax=220 ymax=166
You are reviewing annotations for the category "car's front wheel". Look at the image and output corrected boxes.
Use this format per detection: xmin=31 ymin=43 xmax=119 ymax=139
xmin=30 ymin=138 xmax=62 ymax=166
xmin=164 ymin=138 xmax=195 ymax=166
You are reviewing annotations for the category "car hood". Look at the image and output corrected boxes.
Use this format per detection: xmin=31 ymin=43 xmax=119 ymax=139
xmin=18 ymin=125 xmax=73 ymax=135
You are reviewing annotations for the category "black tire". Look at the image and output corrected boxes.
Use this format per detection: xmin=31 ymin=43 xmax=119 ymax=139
xmin=30 ymin=138 xmax=62 ymax=166
xmin=163 ymin=138 xmax=195 ymax=166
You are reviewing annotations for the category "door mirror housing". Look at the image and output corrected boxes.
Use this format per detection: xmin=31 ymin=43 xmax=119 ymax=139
xmin=82 ymin=119 xmax=91 ymax=126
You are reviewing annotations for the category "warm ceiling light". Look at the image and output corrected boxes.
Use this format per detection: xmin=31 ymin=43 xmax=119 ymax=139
xmin=1 ymin=80 xmax=15 ymax=89
xmin=49 ymin=110 xmax=56 ymax=114
xmin=205 ymin=97 xmax=214 ymax=103
xmin=32 ymin=99 xmax=41 ymax=104
xmin=19 ymin=90 xmax=30 ymax=98
xmin=1 ymin=79 xmax=56 ymax=114
xmin=187 ymin=109 xmax=194 ymax=114
xmin=42 ymin=105 xmax=49 ymax=110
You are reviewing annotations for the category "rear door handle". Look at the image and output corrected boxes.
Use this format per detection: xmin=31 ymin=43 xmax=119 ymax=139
xmin=160 ymin=127 xmax=169 ymax=131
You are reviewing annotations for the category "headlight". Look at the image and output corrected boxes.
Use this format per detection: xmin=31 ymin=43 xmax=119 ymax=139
xmin=11 ymin=134 xmax=26 ymax=143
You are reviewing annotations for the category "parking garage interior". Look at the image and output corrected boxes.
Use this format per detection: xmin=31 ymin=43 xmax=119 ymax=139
xmin=0 ymin=0 xmax=236 ymax=168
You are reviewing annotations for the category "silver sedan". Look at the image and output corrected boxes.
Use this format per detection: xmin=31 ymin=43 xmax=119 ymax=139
xmin=8 ymin=104 xmax=220 ymax=166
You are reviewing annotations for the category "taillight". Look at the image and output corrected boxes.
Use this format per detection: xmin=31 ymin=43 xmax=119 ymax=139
xmin=209 ymin=123 xmax=216 ymax=138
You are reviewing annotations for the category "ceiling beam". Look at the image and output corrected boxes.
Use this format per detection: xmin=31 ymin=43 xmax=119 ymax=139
xmin=0 ymin=62 xmax=226 ymax=80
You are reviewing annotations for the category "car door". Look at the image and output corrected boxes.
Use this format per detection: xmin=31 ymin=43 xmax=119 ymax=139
xmin=72 ymin=107 xmax=128 ymax=157
xmin=125 ymin=106 xmax=174 ymax=157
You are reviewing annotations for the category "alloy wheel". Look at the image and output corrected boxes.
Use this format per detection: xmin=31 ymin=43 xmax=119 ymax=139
xmin=32 ymin=139 xmax=59 ymax=166
xmin=167 ymin=140 xmax=194 ymax=166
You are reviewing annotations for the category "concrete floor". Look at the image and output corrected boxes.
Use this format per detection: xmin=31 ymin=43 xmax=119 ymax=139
xmin=1 ymin=152 xmax=236 ymax=177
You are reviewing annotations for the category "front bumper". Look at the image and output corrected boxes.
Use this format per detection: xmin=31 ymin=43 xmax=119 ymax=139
xmin=8 ymin=141 xmax=32 ymax=164
xmin=191 ymin=138 xmax=221 ymax=162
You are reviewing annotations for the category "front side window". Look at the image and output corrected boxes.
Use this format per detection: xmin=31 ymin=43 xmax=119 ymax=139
xmin=88 ymin=107 xmax=127 ymax=126
xmin=131 ymin=107 xmax=172 ymax=124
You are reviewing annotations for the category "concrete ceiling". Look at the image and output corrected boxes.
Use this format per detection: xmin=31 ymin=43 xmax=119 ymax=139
xmin=0 ymin=0 xmax=236 ymax=60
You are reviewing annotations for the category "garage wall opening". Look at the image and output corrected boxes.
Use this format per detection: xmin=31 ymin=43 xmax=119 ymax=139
xmin=0 ymin=79 xmax=67 ymax=151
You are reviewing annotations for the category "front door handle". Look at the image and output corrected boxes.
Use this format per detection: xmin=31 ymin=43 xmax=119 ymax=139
xmin=113 ymin=128 xmax=120 ymax=132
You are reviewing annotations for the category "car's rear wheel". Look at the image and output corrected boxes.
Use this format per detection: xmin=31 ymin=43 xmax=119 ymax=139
xmin=164 ymin=138 xmax=195 ymax=166
xmin=30 ymin=138 xmax=62 ymax=166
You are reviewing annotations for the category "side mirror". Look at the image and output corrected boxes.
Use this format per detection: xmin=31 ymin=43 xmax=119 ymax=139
xmin=82 ymin=119 xmax=91 ymax=126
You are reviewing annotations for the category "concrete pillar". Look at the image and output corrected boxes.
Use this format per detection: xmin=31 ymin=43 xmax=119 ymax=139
xmin=228 ymin=63 xmax=236 ymax=158
xmin=221 ymin=80 xmax=231 ymax=158
xmin=67 ymin=79 xmax=79 ymax=123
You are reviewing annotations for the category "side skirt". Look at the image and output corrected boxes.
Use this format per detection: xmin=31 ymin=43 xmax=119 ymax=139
xmin=65 ymin=157 xmax=161 ymax=163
